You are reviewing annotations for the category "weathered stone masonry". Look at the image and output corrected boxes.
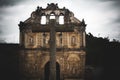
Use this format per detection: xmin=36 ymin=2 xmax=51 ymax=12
xmin=18 ymin=3 xmax=86 ymax=80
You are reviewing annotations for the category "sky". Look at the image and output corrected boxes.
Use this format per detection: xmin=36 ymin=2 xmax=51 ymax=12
xmin=0 ymin=0 xmax=120 ymax=43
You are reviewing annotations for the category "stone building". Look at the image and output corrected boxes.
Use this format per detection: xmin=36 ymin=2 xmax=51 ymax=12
xmin=18 ymin=3 xmax=86 ymax=80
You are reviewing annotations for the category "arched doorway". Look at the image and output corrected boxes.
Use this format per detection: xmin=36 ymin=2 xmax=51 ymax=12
xmin=44 ymin=61 xmax=60 ymax=80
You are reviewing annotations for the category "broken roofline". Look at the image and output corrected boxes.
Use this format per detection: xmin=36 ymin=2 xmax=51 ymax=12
xmin=18 ymin=3 xmax=86 ymax=32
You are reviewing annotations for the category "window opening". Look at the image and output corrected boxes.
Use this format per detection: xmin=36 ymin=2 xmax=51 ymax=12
xmin=71 ymin=36 xmax=76 ymax=46
xmin=50 ymin=13 xmax=55 ymax=19
xmin=41 ymin=16 xmax=46 ymax=24
xmin=29 ymin=36 xmax=34 ymax=46
xmin=59 ymin=16 xmax=64 ymax=24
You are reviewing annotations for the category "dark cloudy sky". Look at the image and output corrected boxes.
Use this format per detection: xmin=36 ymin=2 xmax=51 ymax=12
xmin=0 ymin=0 xmax=120 ymax=43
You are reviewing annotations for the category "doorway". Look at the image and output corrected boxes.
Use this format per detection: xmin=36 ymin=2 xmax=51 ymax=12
xmin=44 ymin=61 xmax=60 ymax=80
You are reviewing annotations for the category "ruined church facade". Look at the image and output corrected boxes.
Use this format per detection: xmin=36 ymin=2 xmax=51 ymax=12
xmin=19 ymin=3 xmax=86 ymax=80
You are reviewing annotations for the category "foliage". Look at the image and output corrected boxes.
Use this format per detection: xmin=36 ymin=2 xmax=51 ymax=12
xmin=86 ymin=32 xmax=120 ymax=67
xmin=86 ymin=32 xmax=120 ymax=79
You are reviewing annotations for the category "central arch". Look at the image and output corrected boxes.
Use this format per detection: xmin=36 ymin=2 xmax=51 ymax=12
xmin=44 ymin=61 xmax=60 ymax=80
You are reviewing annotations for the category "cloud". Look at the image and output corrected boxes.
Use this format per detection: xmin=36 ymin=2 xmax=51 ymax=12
xmin=0 ymin=0 xmax=120 ymax=43
xmin=0 ymin=28 xmax=2 ymax=34
xmin=0 ymin=0 xmax=26 ymax=6
xmin=96 ymin=0 xmax=120 ymax=8
xmin=113 ymin=17 xmax=120 ymax=23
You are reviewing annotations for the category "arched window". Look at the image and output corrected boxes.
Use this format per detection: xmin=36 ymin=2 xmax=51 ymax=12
xmin=59 ymin=32 xmax=62 ymax=47
xmin=43 ymin=32 xmax=47 ymax=47
xmin=41 ymin=16 xmax=46 ymax=24
xmin=71 ymin=36 xmax=76 ymax=46
xmin=29 ymin=36 xmax=34 ymax=46
xmin=50 ymin=13 xmax=55 ymax=19
xmin=59 ymin=16 xmax=64 ymax=24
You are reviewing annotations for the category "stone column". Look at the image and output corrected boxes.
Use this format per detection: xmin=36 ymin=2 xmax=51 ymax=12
xmin=46 ymin=15 xmax=50 ymax=24
xmin=56 ymin=15 xmax=59 ymax=24
xmin=80 ymin=51 xmax=86 ymax=79
xmin=18 ymin=22 xmax=25 ymax=48
xmin=83 ymin=32 xmax=86 ymax=47
xmin=81 ymin=30 xmax=86 ymax=48
xmin=81 ymin=31 xmax=83 ymax=47
xmin=49 ymin=19 xmax=56 ymax=80
xmin=20 ymin=32 xmax=24 ymax=46
xmin=39 ymin=16 xmax=41 ymax=24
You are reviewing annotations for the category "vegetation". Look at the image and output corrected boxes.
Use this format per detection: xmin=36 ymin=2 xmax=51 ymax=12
xmin=86 ymin=33 xmax=120 ymax=80
xmin=0 ymin=33 xmax=120 ymax=80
